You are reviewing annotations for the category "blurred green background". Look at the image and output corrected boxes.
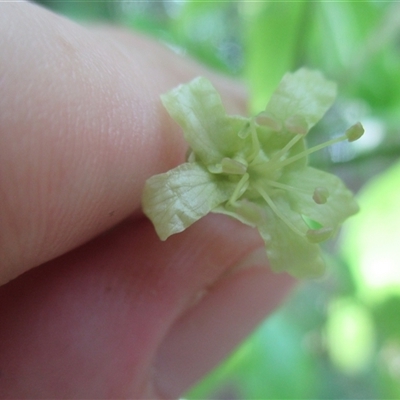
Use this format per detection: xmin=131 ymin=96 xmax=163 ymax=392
xmin=33 ymin=1 xmax=400 ymax=398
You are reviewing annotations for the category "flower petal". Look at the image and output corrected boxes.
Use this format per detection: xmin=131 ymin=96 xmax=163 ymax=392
xmin=161 ymin=77 xmax=248 ymax=165
xmin=257 ymin=198 xmax=326 ymax=277
xmin=213 ymin=199 xmax=267 ymax=228
xmin=282 ymin=167 xmax=359 ymax=228
xmin=264 ymin=68 xmax=337 ymax=134
xmin=142 ymin=163 xmax=235 ymax=240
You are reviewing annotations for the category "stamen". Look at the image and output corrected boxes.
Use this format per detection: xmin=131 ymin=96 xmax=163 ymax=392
xmin=247 ymin=118 xmax=261 ymax=163
xmin=254 ymin=184 xmax=305 ymax=237
xmin=208 ymin=158 xmax=247 ymax=175
xmin=306 ymin=227 xmax=334 ymax=243
xmin=229 ymin=173 xmax=250 ymax=204
xmin=313 ymin=187 xmax=329 ymax=204
xmin=269 ymin=133 xmax=304 ymax=164
xmin=345 ymin=122 xmax=364 ymax=142
xmin=271 ymin=121 xmax=364 ymax=170
xmin=255 ymin=111 xmax=282 ymax=132
xmin=207 ymin=164 xmax=223 ymax=174
xmin=284 ymin=114 xmax=308 ymax=135
xmin=264 ymin=179 xmax=310 ymax=195
xmin=186 ymin=149 xmax=196 ymax=162
xmin=221 ymin=158 xmax=247 ymax=175
xmin=272 ymin=134 xmax=348 ymax=170
xmin=238 ymin=121 xmax=250 ymax=139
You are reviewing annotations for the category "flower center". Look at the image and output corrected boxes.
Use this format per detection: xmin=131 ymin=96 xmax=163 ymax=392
xmin=225 ymin=119 xmax=364 ymax=241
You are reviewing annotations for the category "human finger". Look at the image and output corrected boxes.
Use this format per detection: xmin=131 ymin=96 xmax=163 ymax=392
xmin=0 ymin=2 xmax=246 ymax=284
xmin=0 ymin=213 xmax=294 ymax=398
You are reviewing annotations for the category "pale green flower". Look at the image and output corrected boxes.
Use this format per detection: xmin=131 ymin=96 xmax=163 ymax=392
xmin=142 ymin=69 xmax=363 ymax=277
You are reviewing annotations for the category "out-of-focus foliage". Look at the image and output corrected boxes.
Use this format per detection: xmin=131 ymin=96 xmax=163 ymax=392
xmin=33 ymin=1 xmax=400 ymax=398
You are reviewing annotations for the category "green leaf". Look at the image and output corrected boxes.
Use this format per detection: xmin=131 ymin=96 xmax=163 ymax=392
xmin=142 ymin=162 xmax=235 ymax=240
xmin=161 ymin=76 xmax=248 ymax=165
xmin=282 ymin=167 xmax=359 ymax=228
xmin=243 ymin=1 xmax=309 ymax=113
xmin=342 ymin=160 xmax=400 ymax=301
xmin=167 ymin=0 xmax=241 ymax=74
xmin=264 ymin=68 xmax=337 ymax=133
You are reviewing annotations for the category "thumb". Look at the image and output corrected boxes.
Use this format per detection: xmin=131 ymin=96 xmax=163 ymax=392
xmin=0 ymin=2 xmax=246 ymax=284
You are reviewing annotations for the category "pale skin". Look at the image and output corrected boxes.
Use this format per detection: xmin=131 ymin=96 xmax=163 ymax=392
xmin=0 ymin=2 xmax=295 ymax=398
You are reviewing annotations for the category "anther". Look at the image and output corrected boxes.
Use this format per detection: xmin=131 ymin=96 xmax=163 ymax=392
xmin=247 ymin=118 xmax=261 ymax=163
xmin=238 ymin=121 xmax=250 ymax=139
xmin=313 ymin=187 xmax=329 ymax=204
xmin=186 ymin=149 xmax=196 ymax=162
xmin=306 ymin=227 xmax=334 ymax=243
xmin=345 ymin=122 xmax=364 ymax=142
xmin=229 ymin=173 xmax=250 ymax=204
xmin=255 ymin=111 xmax=282 ymax=132
xmin=272 ymin=121 xmax=365 ymax=170
xmin=284 ymin=115 xmax=308 ymax=135
xmin=221 ymin=158 xmax=247 ymax=175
